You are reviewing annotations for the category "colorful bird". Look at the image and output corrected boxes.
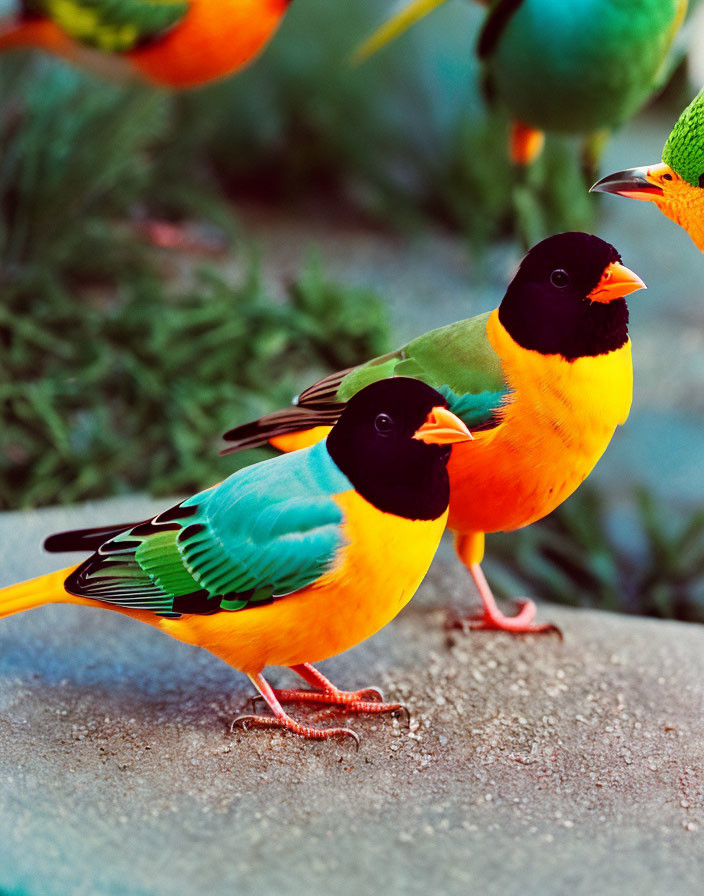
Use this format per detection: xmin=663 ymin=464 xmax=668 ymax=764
xmin=591 ymin=89 xmax=704 ymax=255
xmin=355 ymin=0 xmax=687 ymax=166
xmin=0 ymin=0 xmax=292 ymax=89
xmin=0 ymin=379 xmax=471 ymax=745
xmin=222 ymin=233 xmax=646 ymax=634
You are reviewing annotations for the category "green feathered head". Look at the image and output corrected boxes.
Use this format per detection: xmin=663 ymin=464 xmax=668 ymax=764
xmin=662 ymin=90 xmax=704 ymax=188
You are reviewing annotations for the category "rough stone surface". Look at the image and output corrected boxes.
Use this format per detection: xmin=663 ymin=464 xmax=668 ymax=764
xmin=1 ymin=499 xmax=704 ymax=896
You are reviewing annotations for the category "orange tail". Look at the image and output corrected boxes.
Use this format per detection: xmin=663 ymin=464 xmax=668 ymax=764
xmin=0 ymin=565 xmax=169 ymax=638
xmin=269 ymin=427 xmax=332 ymax=454
xmin=0 ymin=565 xmax=96 ymax=620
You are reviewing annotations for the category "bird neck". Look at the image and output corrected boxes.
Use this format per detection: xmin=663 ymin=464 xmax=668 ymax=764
xmin=661 ymin=194 xmax=704 ymax=255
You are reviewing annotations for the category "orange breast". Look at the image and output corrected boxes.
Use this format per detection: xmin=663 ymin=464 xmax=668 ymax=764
xmin=130 ymin=0 xmax=289 ymax=88
xmin=447 ymin=309 xmax=633 ymax=535
xmin=159 ymin=490 xmax=447 ymax=673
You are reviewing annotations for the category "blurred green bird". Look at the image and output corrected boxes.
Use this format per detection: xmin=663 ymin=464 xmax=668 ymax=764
xmin=356 ymin=0 xmax=687 ymax=168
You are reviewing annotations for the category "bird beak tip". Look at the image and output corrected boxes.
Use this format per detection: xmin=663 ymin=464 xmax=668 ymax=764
xmin=590 ymin=167 xmax=664 ymax=201
xmin=588 ymin=261 xmax=646 ymax=303
xmin=414 ymin=406 xmax=473 ymax=445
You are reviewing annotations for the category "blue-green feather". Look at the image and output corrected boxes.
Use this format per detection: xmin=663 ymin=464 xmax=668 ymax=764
xmin=66 ymin=442 xmax=350 ymax=616
xmin=436 ymin=385 xmax=506 ymax=429
xmin=481 ymin=0 xmax=685 ymax=133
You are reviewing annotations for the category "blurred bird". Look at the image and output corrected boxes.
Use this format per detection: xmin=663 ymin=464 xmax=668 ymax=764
xmin=0 ymin=379 xmax=471 ymax=745
xmin=222 ymin=233 xmax=646 ymax=634
xmin=591 ymin=89 xmax=704 ymax=255
xmin=0 ymin=0 xmax=292 ymax=88
xmin=355 ymin=0 xmax=687 ymax=167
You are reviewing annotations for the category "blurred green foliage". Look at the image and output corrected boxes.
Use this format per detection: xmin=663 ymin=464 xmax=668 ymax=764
xmin=0 ymin=56 xmax=392 ymax=509
xmin=485 ymin=486 xmax=704 ymax=624
xmin=155 ymin=0 xmax=594 ymax=241
xmin=0 ymin=0 xmax=597 ymax=254
xmin=2 ymin=257 xmax=389 ymax=508
xmin=0 ymin=62 xmax=164 ymax=278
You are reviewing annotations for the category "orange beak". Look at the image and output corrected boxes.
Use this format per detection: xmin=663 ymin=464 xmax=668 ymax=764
xmin=414 ymin=405 xmax=473 ymax=445
xmin=587 ymin=261 xmax=647 ymax=304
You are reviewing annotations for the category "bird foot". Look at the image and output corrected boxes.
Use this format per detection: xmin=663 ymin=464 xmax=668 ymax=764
xmin=250 ymin=687 xmax=409 ymax=724
xmin=446 ymin=599 xmax=562 ymax=637
xmin=231 ymin=712 xmax=360 ymax=749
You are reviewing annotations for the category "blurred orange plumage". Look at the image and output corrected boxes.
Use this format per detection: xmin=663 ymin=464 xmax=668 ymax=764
xmin=0 ymin=0 xmax=292 ymax=89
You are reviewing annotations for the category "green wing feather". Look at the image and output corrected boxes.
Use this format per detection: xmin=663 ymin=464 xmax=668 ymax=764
xmin=66 ymin=442 xmax=349 ymax=617
xmin=335 ymin=311 xmax=508 ymax=428
xmin=26 ymin=0 xmax=189 ymax=52
xmin=221 ymin=312 xmax=509 ymax=451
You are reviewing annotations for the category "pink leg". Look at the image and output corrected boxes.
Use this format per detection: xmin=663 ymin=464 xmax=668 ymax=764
xmin=449 ymin=564 xmax=561 ymax=636
xmin=250 ymin=663 xmax=408 ymax=721
xmin=231 ymin=673 xmax=360 ymax=747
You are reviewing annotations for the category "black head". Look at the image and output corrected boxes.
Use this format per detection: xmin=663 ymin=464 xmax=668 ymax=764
xmin=326 ymin=378 xmax=470 ymax=521
xmin=498 ymin=232 xmax=642 ymax=361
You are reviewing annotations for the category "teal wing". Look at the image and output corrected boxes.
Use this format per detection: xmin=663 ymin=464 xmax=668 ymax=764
xmin=477 ymin=0 xmax=525 ymax=60
xmin=25 ymin=0 xmax=189 ymax=52
xmin=221 ymin=311 xmax=509 ymax=451
xmin=65 ymin=442 xmax=349 ymax=618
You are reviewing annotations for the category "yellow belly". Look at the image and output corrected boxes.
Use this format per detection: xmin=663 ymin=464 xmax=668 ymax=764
xmin=159 ymin=491 xmax=447 ymax=674
xmin=447 ymin=310 xmax=633 ymax=535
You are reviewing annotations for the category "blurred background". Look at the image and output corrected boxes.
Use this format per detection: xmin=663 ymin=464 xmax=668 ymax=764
xmin=2 ymin=0 xmax=704 ymax=622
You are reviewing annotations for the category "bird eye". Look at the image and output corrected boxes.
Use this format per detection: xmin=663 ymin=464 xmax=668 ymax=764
xmin=550 ymin=269 xmax=570 ymax=288
xmin=374 ymin=413 xmax=394 ymax=434
xmin=663 ymin=173 xmax=673 ymax=182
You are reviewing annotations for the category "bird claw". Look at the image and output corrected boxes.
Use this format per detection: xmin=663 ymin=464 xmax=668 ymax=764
xmin=354 ymin=686 xmax=385 ymax=702
xmin=231 ymin=713 xmax=253 ymax=733
xmin=390 ymin=704 xmax=411 ymax=727
xmin=445 ymin=599 xmax=562 ymax=637
xmin=230 ymin=713 xmax=360 ymax=749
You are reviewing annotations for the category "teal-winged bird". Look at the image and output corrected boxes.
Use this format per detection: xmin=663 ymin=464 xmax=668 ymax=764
xmin=0 ymin=379 xmax=472 ymax=745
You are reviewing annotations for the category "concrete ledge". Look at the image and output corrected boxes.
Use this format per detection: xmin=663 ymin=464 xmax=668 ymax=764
xmin=1 ymin=500 xmax=703 ymax=896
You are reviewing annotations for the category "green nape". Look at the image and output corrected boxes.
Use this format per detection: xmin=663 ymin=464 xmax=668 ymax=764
xmin=29 ymin=0 xmax=189 ymax=53
xmin=662 ymin=90 xmax=704 ymax=187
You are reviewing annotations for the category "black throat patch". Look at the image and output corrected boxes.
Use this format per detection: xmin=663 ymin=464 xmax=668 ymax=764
xmin=499 ymin=293 xmax=629 ymax=360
